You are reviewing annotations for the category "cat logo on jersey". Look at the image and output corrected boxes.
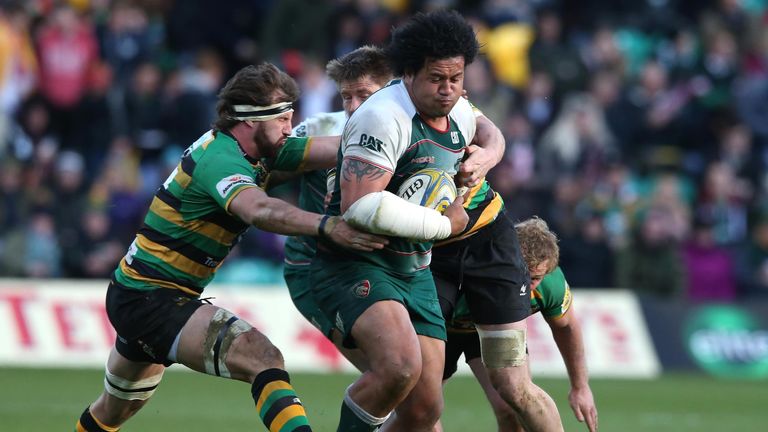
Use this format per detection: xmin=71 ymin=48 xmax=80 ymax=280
xmin=216 ymin=174 xmax=255 ymax=198
xmin=359 ymin=133 xmax=382 ymax=152
xmin=351 ymin=280 xmax=371 ymax=298
xmin=294 ymin=124 xmax=308 ymax=137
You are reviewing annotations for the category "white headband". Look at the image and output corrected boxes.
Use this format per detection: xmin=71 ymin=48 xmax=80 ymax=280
xmin=231 ymin=102 xmax=294 ymax=121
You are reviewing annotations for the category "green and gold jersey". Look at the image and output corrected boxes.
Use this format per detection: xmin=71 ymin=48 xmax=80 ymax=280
xmin=284 ymin=111 xmax=347 ymax=267
xmin=436 ymin=178 xmax=504 ymax=246
xmin=114 ymin=129 xmax=311 ymax=295
xmin=323 ymin=80 xmax=477 ymax=274
xmin=448 ymin=267 xmax=572 ymax=332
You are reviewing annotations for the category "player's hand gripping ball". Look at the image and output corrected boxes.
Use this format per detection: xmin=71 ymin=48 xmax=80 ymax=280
xmin=397 ymin=168 xmax=457 ymax=214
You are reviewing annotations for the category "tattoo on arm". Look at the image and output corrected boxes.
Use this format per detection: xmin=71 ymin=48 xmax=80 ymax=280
xmin=341 ymin=159 xmax=387 ymax=183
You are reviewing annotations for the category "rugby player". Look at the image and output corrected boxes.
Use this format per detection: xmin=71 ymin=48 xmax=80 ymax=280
xmin=438 ymin=217 xmax=597 ymax=432
xmin=282 ymin=46 xmax=394 ymax=372
xmin=310 ymin=10 xmax=481 ymax=432
xmin=430 ymin=90 xmax=565 ymax=432
xmin=74 ymin=63 xmax=388 ymax=432
xmin=283 ymin=45 xmax=507 ymax=378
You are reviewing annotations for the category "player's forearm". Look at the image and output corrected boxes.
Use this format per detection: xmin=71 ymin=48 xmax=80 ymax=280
xmin=551 ymin=321 xmax=590 ymax=390
xmin=474 ymin=115 xmax=505 ymax=165
xmin=343 ymin=191 xmax=453 ymax=240
xmin=247 ymin=197 xmax=323 ymax=237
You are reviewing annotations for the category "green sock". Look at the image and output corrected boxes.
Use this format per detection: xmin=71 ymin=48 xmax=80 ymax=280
xmin=337 ymin=399 xmax=378 ymax=432
xmin=336 ymin=388 xmax=390 ymax=432
xmin=252 ymin=369 xmax=312 ymax=432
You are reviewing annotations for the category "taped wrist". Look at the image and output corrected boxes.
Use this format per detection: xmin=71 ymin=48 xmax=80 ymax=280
xmin=343 ymin=191 xmax=452 ymax=241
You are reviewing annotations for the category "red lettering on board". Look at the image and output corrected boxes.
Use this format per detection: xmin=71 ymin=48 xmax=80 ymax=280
xmin=0 ymin=292 xmax=36 ymax=348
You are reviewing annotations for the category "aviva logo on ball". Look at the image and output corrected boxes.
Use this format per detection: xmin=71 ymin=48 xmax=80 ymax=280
xmin=397 ymin=168 xmax=457 ymax=213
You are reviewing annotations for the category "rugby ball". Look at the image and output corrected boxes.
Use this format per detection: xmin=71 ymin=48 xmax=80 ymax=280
xmin=397 ymin=168 xmax=457 ymax=213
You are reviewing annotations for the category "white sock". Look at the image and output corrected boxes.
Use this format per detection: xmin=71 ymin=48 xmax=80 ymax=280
xmin=344 ymin=385 xmax=390 ymax=426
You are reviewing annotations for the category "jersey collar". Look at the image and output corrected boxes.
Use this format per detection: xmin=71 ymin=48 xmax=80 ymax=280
xmin=217 ymin=129 xmax=260 ymax=165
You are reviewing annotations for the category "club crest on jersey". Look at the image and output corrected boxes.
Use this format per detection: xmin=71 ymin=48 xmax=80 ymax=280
xmin=216 ymin=174 xmax=255 ymax=198
xmin=351 ymin=280 xmax=371 ymax=298
xmin=359 ymin=133 xmax=382 ymax=152
xmin=451 ymin=131 xmax=460 ymax=144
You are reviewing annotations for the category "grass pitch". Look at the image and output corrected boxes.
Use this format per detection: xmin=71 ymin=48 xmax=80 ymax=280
xmin=0 ymin=367 xmax=764 ymax=431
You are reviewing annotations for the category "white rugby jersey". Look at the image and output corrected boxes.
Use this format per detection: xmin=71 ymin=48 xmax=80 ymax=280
xmin=324 ymin=79 xmax=477 ymax=273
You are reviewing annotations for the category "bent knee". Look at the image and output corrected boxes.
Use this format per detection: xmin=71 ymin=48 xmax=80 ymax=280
xmin=227 ymin=329 xmax=285 ymax=381
xmin=374 ymin=357 xmax=421 ymax=394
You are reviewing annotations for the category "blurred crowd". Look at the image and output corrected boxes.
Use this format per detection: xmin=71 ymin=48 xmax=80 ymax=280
xmin=2 ymin=0 xmax=768 ymax=301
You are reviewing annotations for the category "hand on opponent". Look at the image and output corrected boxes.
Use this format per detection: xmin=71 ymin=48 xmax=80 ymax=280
xmin=321 ymin=216 xmax=389 ymax=252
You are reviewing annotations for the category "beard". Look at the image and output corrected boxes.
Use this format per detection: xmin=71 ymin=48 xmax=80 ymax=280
xmin=252 ymin=125 xmax=283 ymax=159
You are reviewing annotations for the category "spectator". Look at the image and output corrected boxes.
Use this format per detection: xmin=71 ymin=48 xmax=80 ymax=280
xmin=35 ymin=3 xmax=98 ymax=149
xmin=63 ymin=208 xmax=124 ymax=278
xmin=489 ymin=111 xmax=540 ymax=220
xmin=465 ymin=58 xmax=515 ymax=125
xmin=736 ymin=214 xmax=768 ymax=298
xmin=89 ymin=136 xmax=144 ymax=243
xmin=100 ymin=0 xmax=156 ymax=87
xmin=0 ymin=1 xmax=38 ymax=132
xmin=23 ymin=211 xmax=62 ymax=278
xmin=558 ymin=210 xmax=615 ymax=288
xmin=72 ymin=61 xmax=116 ymax=173
xmin=528 ymin=8 xmax=586 ymax=97
xmin=123 ymin=61 xmax=168 ymax=198
xmin=538 ymin=93 xmax=618 ymax=188
xmin=683 ymin=210 xmax=737 ymax=302
xmin=297 ymin=57 xmax=336 ymax=120
xmin=0 ymin=159 xmax=27 ymax=235
xmin=521 ymin=70 xmax=557 ymax=135
xmin=695 ymin=161 xmax=750 ymax=245
xmin=0 ymin=0 xmax=766 ymax=292
xmin=163 ymin=48 xmax=223 ymax=148
xmin=615 ymin=206 xmax=685 ymax=298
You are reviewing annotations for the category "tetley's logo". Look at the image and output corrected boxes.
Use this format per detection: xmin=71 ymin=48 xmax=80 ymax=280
xmin=351 ymin=280 xmax=371 ymax=298
xmin=359 ymin=134 xmax=382 ymax=152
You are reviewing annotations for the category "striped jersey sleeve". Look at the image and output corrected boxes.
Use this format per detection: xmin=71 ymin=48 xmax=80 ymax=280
xmin=532 ymin=267 xmax=573 ymax=319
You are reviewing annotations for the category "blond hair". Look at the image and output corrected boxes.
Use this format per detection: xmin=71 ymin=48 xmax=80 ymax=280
xmin=515 ymin=216 xmax=559 ymax=274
